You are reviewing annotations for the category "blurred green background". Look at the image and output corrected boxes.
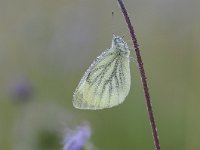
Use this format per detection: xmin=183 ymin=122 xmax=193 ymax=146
xmin=0 ymin=0 xmax=200 ymax=149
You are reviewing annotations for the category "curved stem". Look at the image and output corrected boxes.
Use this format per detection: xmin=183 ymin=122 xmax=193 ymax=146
xmin=117 ymin=0 xmax=161 ymax=149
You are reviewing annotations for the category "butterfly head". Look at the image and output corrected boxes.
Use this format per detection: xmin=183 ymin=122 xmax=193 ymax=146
xmin=112 ymin=35 xmax=129 ymax=56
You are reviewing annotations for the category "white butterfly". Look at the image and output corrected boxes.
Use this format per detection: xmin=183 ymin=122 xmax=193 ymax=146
xmin=73 ymin=35 xmax=131 ymax=110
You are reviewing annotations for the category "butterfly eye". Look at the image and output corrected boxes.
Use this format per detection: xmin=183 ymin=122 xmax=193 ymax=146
xmin=114 ymin=38 xmax=122 ymax=44
xmin=114 ymin=38 xmax=126 ymax=49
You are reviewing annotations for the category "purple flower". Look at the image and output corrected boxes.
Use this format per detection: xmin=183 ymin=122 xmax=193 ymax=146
xmin=9 ymin=78 xmax=33 ymax=102
xmin=63 ymin=126 xmax=91 ymax=150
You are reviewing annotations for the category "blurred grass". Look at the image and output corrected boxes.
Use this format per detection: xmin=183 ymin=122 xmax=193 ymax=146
xmin=0 ymin=0 xmax=200 ymax=149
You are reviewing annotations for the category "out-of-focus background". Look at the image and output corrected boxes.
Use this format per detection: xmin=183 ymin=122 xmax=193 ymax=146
xmin=0 ymin=0 xmax=200 ymax=149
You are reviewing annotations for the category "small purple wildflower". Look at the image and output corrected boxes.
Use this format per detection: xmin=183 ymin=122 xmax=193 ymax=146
xmin=9 ymin=78 xmax=33 ymax=102
xmin=63 ymin=126 xmax=91 ymax=150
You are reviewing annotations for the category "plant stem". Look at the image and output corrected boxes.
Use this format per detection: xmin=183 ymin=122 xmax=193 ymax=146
xmin=117 ymin=0 xmax=161 ymax=149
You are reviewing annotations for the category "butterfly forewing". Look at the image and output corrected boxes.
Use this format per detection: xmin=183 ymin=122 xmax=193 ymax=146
xmin=73 ymin=35 xmax=131 ymax=110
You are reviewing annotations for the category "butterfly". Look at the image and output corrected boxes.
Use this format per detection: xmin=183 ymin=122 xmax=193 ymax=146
xmin=73 ymin=34 xmax=131 ymax=110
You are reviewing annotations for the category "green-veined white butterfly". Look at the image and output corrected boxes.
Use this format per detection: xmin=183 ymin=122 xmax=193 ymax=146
xmin=73 ymin=34 xmax=131 ymax=109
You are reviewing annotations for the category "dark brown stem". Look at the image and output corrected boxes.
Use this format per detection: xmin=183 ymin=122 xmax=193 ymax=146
xmin=117 ymin=0 xmax=161 ymax=149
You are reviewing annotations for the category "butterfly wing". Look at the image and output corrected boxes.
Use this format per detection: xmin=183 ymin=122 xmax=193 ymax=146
xmin=73 ymin=47 xmax=131 ymax=110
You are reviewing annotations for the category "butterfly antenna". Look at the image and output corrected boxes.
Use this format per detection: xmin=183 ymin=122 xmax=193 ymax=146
xmin=112 ymin=10 xmax=115 ymax=36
